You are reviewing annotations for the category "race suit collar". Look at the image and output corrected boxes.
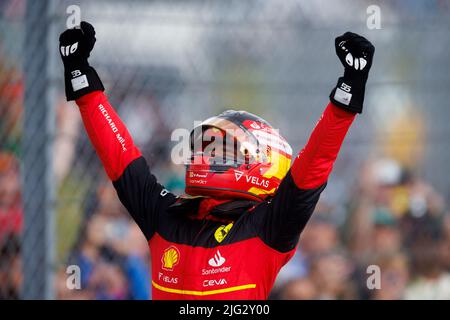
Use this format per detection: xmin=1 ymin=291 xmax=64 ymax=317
xmin=168 ymin=196 xmax=258 ymax=220
xmin=198 ymin=198 xmax=230 ymax=217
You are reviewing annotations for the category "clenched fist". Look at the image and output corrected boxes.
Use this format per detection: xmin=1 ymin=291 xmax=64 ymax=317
xmin=330 ymin=32 xmax=375 ymax=114
xmin=59 ymin=21 xmax=104 ymax=101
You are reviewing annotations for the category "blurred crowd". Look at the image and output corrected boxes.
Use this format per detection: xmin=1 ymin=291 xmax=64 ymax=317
xmin=272 ymin=158 xmax=450 ymax=300
xmin=1 ymin=51 xmax=450 ymax=299
xmin=55 ymin=178 xmax=152 ymax=300
xmin=2 ymin=124 xmax=450 ymax=300
xmin=2 ymin=59 xmax=450 ymax=302
xmin=0 ymin=48 xmax=23 ymax=299
xmin=1 ymin=0 xmax=450 ymax=301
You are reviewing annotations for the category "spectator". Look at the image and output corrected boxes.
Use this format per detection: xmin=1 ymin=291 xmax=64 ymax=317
xmin=58 ymin=178 xmax=151 ymax=300
xmin=369 ymin=252 xmax=410 ymax=300
xmin=404 ymin=223 xmax=450 ymax=299
xmin=0 ymin=152 xmax=22 ymax=240
xmin=279 ymin=277 xmax=318 ymax=300
xmin=0 ymin=234 xmax=21 ymax=299
xmin=300 ymin=214 xmax=341 ymax=258
xmin=308 ymin=250 xmax=356 ymax=299
xmin=372 ymin=208 xmax=402 ymax=256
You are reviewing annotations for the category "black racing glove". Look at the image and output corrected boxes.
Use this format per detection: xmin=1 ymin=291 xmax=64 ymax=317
xmin=59 ymin=21 xmax=104 ymax=101
xmin=329 ymin=32 xmax=375 ymax=114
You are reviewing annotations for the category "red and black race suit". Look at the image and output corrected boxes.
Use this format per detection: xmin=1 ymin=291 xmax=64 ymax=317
xmin=76 ymin=91 xmax=355 ymax=300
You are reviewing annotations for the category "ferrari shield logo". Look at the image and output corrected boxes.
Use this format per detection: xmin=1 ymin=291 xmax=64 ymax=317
xmin=214 ymin=223 xmax=233 ymax=243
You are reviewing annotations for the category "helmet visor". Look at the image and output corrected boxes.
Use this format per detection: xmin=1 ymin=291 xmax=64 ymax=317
xmin=189 ymin=118 xmax=264 ymax=168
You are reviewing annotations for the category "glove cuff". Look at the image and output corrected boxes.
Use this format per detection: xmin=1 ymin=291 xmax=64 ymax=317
xmin=329 ymin=76 xmax=366 ymax=114
xmin=64 ymin=65 xmax=104 ymax=101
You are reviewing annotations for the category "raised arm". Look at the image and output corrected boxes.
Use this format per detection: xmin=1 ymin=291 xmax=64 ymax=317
xmin=250 ymin=32 xmax=375 ymax=252
xmin=76 ymin=91 xmax=141 ymax=180
xmin=290 ymin=102 xmax=356 ymax=189
xmin=59 ymin=22 xmax=176 ymax=240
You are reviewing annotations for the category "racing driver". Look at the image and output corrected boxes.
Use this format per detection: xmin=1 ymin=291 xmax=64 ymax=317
xmin=59 ymin=22 xmax=374 ymax=300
